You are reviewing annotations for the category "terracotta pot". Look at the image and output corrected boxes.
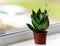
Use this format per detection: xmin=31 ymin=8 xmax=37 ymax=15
xmin=33 ymin=31 xmax=47 ymax=44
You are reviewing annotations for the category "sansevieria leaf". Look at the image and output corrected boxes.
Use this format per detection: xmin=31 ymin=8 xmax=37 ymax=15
xmin=26 ymin=24 xmax=35 ymax=32
xmin=31 ymin=17 xmax=39 ymax=30
xmin=37 ymin=9 xmax=41 ymax=19
xmin=43 ymin=18 xmax=49 ymax=30
xmin=31 ymin=15 xmax=40 ymax=25
xmin=32 ymin=10 xmax=36 ymax=16
xmin=43 ymin=10 xmax=47 ymax=14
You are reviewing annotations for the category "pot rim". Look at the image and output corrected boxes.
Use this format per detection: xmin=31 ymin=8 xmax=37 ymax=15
xmin=33 ymin=31 xmax=48 ymax=34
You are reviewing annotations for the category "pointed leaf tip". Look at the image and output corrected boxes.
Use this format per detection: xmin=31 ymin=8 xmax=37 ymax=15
xmin=44 ymin=10 xmax=47 ymax=13
xmin=32 ymin=10 xmax=36 ymax=16
xmin=26 ymin=24 xmax=35 ymax=31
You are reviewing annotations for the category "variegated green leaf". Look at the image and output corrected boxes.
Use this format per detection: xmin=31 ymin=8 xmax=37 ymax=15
xmin=37 ymin=9 xmax=41 ymax=19
xmin=31 ymin=15 xmax=40 ymax=25
xmin=27 ymin=24 xmax=35 ymax=32
xmin=43 ymin=19 xmax=49 ymax=30
xmin=43 ymin=10 xmax=47 ymax=14
xmin=32 ymin=10 xmax=36 ymax=16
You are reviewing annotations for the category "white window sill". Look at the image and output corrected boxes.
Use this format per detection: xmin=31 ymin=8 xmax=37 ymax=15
xmin=8 ymin=33 xmax=60 ymax=46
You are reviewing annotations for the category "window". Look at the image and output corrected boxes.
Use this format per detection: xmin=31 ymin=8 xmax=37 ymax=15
xmin=0 ymin=0 xmax=60 ymax=45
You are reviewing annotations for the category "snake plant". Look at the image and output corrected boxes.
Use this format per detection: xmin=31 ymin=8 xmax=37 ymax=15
xmin=27 ymin=9 xmax=49 ymax=33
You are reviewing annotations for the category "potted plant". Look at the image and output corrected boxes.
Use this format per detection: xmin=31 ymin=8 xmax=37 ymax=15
xmin=26 ymin=9 xmax=49 ymax=44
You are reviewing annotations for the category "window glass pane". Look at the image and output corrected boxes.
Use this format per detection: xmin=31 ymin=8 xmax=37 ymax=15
xmin=0 ymin=0 xmax=60 ymax=36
